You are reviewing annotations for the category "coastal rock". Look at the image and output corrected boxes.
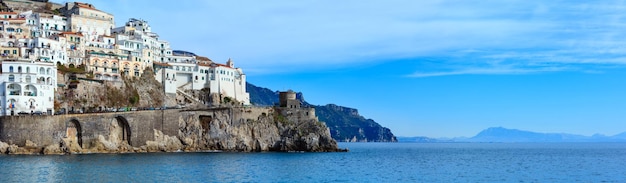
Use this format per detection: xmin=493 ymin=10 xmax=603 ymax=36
xmin=7 ymin=144 xmax=18 ymax=154
xmin=62 ymin=138 xmax=83 ymax=153
xmin=43 ymin=143 xmax=64 ymax=155
xmin=0 ymin=141 xmax=9 ymax=154
xmin=25 ymin=140 xmax=37 ymax=148
xmin=174 ymin=107 xmax=342 ymax=152
xmin=146 ymin=129 xmax=183 ymax=152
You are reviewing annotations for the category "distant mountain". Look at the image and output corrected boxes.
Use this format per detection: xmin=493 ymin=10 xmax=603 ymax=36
xmin=396 ymin=136 xmax=446 ymax=143
xmin=467 ymin=127 xmax=626 ymax=142
xmin=467 ymin=127 xmax=591 ymax=142
xmin=246 ymin=82 xmax=397 ymax=142
xmin=398 ymin=127 xmax=626 ymax=143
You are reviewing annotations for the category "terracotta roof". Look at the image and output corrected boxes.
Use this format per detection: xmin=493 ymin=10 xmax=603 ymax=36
xmin=198 ymin=62 xmax=212 ymax=67
xmin=73 ymin=2 xmax=111 ymax=15
xmin=196 ymin=56 xmax=212 ymax=61
xmin=75 ymin=2 xmax=97 ymax=10
xmin=0 ymin=12 xmax=18 ymax=15
xmin=153 ymin=62 xmax=171 ymax=67
xmin=215 ymin=64 xmax=232 ymax=68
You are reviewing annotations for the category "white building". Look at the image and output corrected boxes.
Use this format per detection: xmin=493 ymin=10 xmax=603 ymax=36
xmin=154 ymin=55 xmax=250 ymax=105
xmin=204 ymin=59 xmax=249 ymax=105
xmin=0 ymin=59 xmax=57 ymax=115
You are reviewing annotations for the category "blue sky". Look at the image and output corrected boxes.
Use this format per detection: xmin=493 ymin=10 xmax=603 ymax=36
xmin=70 ymin=0 xmax=626 ymax=137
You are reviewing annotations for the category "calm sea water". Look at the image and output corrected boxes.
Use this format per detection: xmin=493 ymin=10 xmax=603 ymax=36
xmin=1 ymin=143 xmax=626 ymax=182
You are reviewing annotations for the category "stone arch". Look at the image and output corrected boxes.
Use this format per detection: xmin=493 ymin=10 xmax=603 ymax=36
xmin=115 ymin=116 xmax=132 ymax=146
xmin=199 ymin=115 xmax=212 ymax=135
xmin=66 ymin=119 xmax=83 ymax=148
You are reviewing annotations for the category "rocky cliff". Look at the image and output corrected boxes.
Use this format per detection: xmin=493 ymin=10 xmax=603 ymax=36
xmin=0 ymin=107 xmax=345 ymax=155
xmin=315 ymin=104 xmax=397 ymax=142
xmin=246 ymin=82 xmax=397 ymax=142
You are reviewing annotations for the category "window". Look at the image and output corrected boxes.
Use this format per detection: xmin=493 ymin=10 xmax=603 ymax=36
xmin=9 ymin=66 xmax=13 ymax=73
xmin=18 ymin=66 xmax=22 ymax=73
xmin=8 ymin=75 xmax=14 ymax=82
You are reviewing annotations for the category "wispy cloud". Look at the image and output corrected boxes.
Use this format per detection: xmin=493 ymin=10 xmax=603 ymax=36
xmin=407 ymin=65 xmax=571 ymax=78
xmin=88 ymin=0 xmax=626 ymax=74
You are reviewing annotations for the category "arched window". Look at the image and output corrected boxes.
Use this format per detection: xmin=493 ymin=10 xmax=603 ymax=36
xmin=46 ymin=68 xmax=51 ymax=75
xmin=26 ymin=67 xmax=30 ymax=73
xmin=18 ymin=66 xmax=22 ymax=73
xmin=25 ymin=75 xmax=31 ymax=83
xmin=9 ymin=66 xmax=13 ymax=73
xmin=39 ymin=68 xmax=45 ymax=74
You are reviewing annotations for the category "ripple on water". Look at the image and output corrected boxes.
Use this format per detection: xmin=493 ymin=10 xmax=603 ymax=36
xmin=1 ymin=143 xmax=626 ymax=182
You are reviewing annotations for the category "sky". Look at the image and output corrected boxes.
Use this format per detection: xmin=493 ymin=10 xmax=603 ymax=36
xmin=61 ymin=0 xmax=626 ymax=138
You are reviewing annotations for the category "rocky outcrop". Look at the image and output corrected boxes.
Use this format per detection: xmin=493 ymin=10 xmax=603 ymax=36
xmin=176 ymin=108 xmax=340 ymax=152
xmin=246 ymin=82 xmax=397 ymax=142
xmin=145 ymin=129 xmax=184 ymax=152
xmin=0 ymin=141 xmax=9 ymax=154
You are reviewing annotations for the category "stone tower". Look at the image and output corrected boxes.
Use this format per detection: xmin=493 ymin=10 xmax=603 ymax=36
xmin=279 ymin=90 xmax=300 ymax=108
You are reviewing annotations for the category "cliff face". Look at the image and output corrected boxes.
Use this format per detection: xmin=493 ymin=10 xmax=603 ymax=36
xmin=246 ymin=82 xmax=397 ymax=142
xmin=0 ymin=107 xmax=344 ymax=155
xmin=315 ymin=104 xmax=397 ymax=142
xmin=177 ymin=108 xmax=340 ymax=152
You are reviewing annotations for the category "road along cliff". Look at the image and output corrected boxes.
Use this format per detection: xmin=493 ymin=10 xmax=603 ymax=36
xmin=0 ymin=107 xmax=346 ymax=155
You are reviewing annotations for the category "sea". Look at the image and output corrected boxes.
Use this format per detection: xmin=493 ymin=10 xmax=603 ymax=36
xmin=1 ymin=142 xmax=626 ymax=182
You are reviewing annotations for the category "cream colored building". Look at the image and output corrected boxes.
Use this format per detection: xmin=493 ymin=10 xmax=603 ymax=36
xmin=59 ymin=31 xmax=85 ymax=66
xmin=62 ymin=2 xmax=114 ymax=39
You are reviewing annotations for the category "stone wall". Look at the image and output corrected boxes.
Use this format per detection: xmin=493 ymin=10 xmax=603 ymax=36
xmin=0 ymin=107 xmax=343 ymax=154
xmin=0 ymin=110 xmax=178 ymax=147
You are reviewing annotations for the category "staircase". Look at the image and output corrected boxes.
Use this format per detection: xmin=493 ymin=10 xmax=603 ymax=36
xmin=177 ymin=82 xmax=192 ymax=89
xmin=176 ymin=88 xmax=203 ymax=104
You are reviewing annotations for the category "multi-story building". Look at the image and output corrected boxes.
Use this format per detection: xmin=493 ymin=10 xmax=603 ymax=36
xmin=0 ymin=58 xmax=57 ymax=115
xmin=86 ymin=50 xmax=125 ymax=81
xmin=154 ymin=52 xmax=250 ymax=105
xmin=203 ymin=59 xmax=249 ymax=105
xmin=61 ymin=2 xmax=114 ymax=38
xmin=59 ymin=31 xmax=85 ymax=66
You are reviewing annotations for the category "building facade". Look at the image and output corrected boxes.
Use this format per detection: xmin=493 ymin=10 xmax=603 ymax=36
xmin=0 ymin=59 xmax=56 ymax=115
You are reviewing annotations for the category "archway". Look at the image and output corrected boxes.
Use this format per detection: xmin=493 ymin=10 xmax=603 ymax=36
xmin=199 ymin=115 xmax=212 ymax=135
xmin=66 ymin=119 xmax=83 ymax=148
xmin=115 ymin=116 xmax=132 ymax=146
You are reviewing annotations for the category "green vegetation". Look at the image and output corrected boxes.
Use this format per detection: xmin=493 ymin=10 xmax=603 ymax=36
xmin=57 ymin=63 xmax=87 ymax=74
xmin=223 ymin=96 xmax=232 ymax=104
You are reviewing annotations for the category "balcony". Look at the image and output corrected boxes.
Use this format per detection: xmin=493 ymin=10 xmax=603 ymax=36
xmin=23 ymin=91 xmax=36 ymax=96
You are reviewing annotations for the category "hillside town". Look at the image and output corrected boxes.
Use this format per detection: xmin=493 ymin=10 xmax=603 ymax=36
xmin=0 ymin=1 xmax=250 ymax=116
